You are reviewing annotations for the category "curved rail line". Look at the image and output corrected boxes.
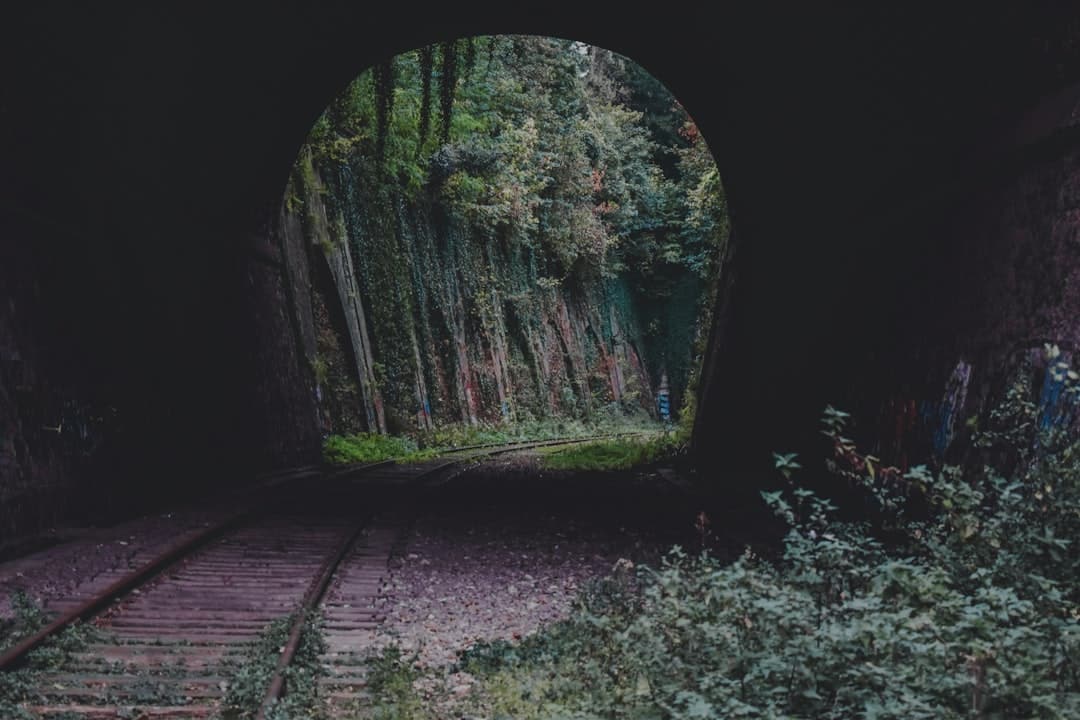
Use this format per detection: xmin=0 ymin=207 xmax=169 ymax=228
xmin=0 ymin=433 xmax=643 ymax=718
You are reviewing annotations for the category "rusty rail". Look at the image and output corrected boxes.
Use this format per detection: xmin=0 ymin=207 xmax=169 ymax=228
xmin=0 ymin=511 xmax=245 ymax=672
xmin=4 ymin=433 xmax=647 ymax=716
xmin=254 ymin=521 xmax=368 ymax=720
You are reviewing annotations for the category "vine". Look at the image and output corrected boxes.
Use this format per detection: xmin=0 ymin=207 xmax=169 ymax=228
xmin=439 ymin=39 xmax=458 ymax=144
xmin=417 ymin=44 xmax=434 ymax=155
xmin=373 ymin=57 xmax=396 ymax=167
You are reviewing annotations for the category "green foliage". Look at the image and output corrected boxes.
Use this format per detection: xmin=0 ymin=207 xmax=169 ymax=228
xmin=0 ymin=590 xmax=48 ymax=654
xmin=363 ymin=644 xmax=423 ymax=720
xmin=325 ymin=415 xmax=663 ymax=466
xmin=451 ymin=360 xmax=1080 ymax=718
xmin=219 ymin=611 xmax=326 ymax=720
xmin=293 ymin=35 xmax=729 ymax=430
xmin=323 ymin=433 xmax=426 ymax=465
xmin=0 ymin=605 xmax=98 ymax=720
xmin=541 ymin=433 xmax=682 ymax=471
xmin=413 ymin=414 xmax=655 ymax=450
xmin=23 ymin=622 xmax=99 ymax=672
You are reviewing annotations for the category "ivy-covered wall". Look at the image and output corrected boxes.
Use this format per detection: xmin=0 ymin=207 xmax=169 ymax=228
xmin=280 ymin=156 xmax=660 ymax=434
xmin=269 ymin=36 xmax=727 ymax=436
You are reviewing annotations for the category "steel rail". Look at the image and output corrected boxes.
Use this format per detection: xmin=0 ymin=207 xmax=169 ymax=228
xmin=0 ymin=511 xmax=246 ymax=672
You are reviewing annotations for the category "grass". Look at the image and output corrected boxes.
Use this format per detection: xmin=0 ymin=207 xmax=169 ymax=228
xmin=323 ymin=433 xmax=436 ymax=465
xmin=323 ymin=413 xmax=665 ymax=466
xmin=540 ymin=433 xmax=683 ymax=471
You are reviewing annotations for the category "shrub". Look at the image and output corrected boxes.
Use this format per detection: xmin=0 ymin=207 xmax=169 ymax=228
xmin=460 ymin=356 xmax=1080 ymax=718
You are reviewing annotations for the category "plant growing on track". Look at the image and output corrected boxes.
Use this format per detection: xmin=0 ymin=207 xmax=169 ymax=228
xmin=219 ymin=611 xmax=327 ymax=720
xmin=0 ymin=590 xmax=47 ymax=655
xmin=0 ymin=598 xmax=98 ymax=720
xmin=362 ymin=644 xmax=423 ymax=720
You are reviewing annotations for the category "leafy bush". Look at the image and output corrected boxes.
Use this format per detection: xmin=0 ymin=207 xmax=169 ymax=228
xmin=460 ymin=358 xmax=1080 ymax=718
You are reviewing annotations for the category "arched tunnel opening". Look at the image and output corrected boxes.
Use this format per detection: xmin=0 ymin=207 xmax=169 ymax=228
xmin=4 ymin=6 xmax=1080 ymax=716
xmin=274 ymin=35 xmax=727 ymax=468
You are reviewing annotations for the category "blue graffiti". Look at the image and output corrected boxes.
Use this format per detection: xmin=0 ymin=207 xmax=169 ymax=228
xmin=1037 ymin=356 xmax=1077 ymax=432
xmin=932 ymin=360 xmax=971 ymax=456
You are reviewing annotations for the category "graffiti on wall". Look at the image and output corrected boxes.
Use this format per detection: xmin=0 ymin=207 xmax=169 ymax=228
xmin=1036 ymin=344 xmax=1079 ymax=433
xmin=933 ymin=359 xmax=972 ymax=456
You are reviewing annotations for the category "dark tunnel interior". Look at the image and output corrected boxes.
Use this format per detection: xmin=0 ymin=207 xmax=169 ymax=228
xmin=4 ymin=5 xmax=1080 ymax=536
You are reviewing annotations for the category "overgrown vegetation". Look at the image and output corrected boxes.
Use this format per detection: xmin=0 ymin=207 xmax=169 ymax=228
xmin=323 ymin=412 xmax=660 ymax=465
xmin=323 ymin=433 xmax=435 ymax=465
xmin=0 ymin=594 xmax=99 ymax=719
xmin=541 ymin=433 xmax=682 ymax=471
xmin=219 ymin=611 xmax=326 ymax=720
xmin=292 ymin=35 xmax=728 ymax=436
xmin=432 ymin=353 xmax=1080 ymax=718
xmin=0 ymin=590 xmax=48 ymax=655
xmin=362 ymin=644 xmax=424 ymax=720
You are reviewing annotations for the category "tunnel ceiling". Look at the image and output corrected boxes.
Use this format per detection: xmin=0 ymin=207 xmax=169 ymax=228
xmin=4 ymin=5 xmax=1080 ymax=494
xmin=7 ymin=6 xmax=1078 ymax=239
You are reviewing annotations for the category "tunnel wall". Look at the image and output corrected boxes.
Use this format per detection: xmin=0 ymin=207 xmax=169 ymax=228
xmin=0 ymin=216 xmax=78 ymax=542
xmin=693 ymin=81 xmax=1080 ymax=488
xmin=5 ymin=6 xmax=1080 ymax=542
xmin=881 ymin=84 xmax=1080 ymax=462
xmin=238 ymin=214 xmax=324 ymax=473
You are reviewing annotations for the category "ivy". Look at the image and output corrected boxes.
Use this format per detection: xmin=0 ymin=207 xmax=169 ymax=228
xmin=438 ymin=39 xmax=458 ymax=145
xmin=373 ymin=57 xmax=396 ymax=168
xmin=290 ymin=36 xmax=728 ymax=431
xmin=417 ymin=44 xmax=434 ymax=154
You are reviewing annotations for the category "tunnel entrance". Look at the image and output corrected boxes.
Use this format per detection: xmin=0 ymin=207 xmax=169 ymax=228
xmin=272 ymin=35 xmax=731 ymax=462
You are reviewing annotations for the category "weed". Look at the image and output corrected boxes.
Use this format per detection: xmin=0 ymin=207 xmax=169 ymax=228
xmin=219 ymin=611 xmax=326 ymax=720
xmin=444 ymin=369 xmax=1080 ymax=718
xmin=0 ymin=600 xmax=97 ymax=719
xmin=362 ymin=644 xmax=423 ymax=720
xmin=540 ymin=433 xmax=681 ymax=471
xmin=0 ymin=590 xmax=48 ymax=654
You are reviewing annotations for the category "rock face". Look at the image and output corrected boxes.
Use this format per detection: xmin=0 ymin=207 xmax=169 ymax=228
xmin=267 ymin=151 xmax=684 ymax=437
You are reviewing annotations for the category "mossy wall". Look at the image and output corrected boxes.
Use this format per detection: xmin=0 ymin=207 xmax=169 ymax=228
xmin=278 ymin=152 xmax=684 ymax=435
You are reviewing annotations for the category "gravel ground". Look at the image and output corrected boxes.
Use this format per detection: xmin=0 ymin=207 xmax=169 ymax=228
xmin=350 ymin=450 xmax=702 ymax=715
xmin=370 ymin=511 xmax=646 ymax=668
xmin=366 ymin=450 xmax=696 ymax=668
xmin=0 ymin=446 xmax=759 ymax=716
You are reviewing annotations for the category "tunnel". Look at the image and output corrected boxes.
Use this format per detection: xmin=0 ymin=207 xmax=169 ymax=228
xmin=4 ymin=4 xmax=1080 ymax=537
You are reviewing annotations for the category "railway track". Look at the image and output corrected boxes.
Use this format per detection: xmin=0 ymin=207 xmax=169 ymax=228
xmin=0 ymin=434 xmax=636 ymax=719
